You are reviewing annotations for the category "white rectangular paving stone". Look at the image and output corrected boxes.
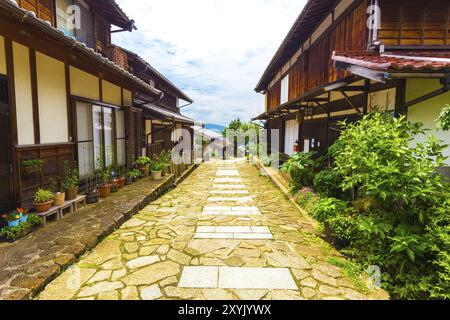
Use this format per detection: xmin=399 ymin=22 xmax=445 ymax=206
xmin=216 ymin=170 xmax=240 ymax=177
xmin=233 ymin=233 xmax=273 ymax=240
xmin=251 ymin=226 xmax=271 ymax=233
xmin=178 ymin=267 xmax=219 ymax=288
xmin=219 ymin=267 xmax=298 ymax=290
xmin=207 ymin=197 xmax=253 ymax=203
xmin=214 ymin=226 xmax=252 ymax=233
xmin=210 ymin=190 xmax=250 ymax=195
xmin=214 ymin=178 xmax=242 ymax=183
xmin=231 ymin=206 xmax=260 ymax=213
xmin=213 ymin=184 xmax=246 ymax=189
xmin=194 ymin=233 xmax=232 ymax=239
xmin=196 ymin=226 xmax=216 ymax=233
xmin=202 ymin=210 xmax=262 ymax=216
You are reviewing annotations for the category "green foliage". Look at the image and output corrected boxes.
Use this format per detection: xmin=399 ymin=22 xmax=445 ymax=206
xmin=311 ymin=197 xmax=348 ymax=223
xmin=136 ymin=156 xmax=151 ymax=165
xmin=295 ymin=188 xmax=319 ymax=212
xmin=127 ymin=169 xmax=142 ymax=179
xmin=302 ymin=113 xmax=450 ymax=299
xmin=149 ymin=160 xmax=165 ymax=172
xmin=63 ymin=161 xmax=79 ymax=189
xmin=313 ymin=169 xmax=344 ymax=198
xmin=157 ymin=150 xmax=171 ymax=166
xmin=436 ymin=105 xmax=450 ymax=131
xmin=20 ymin=159 xmax=44 ymax=168
xmin=333 ymin=113 xmax=448 ymax=208
xmin=33 ymin=189 xmax=54 ymax=203
xmin=281 ymin=152 xmax=322 ymax=191
xmin=0 ymin=214 xmax=43 ymax=241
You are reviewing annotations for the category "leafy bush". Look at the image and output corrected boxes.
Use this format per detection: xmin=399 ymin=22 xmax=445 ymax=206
xmin=280 ymin=152 xmax=322 ymax=191
xmin=0 ymin=214 xmax=43 ymax=241
xmin=296 ymin=187 xmax=318 ymax=212
xmin=21 ymin=159 xmax=44 ymax=168
xmin=136 ymin=156 xmax=151 ymax=165
xmin=436 ymin=105 xmax=450 ymax=131
xmin=303 ymin=113 xmax=450 ymax=299
xmin=313 ymin=169 xmax=345 ymax=198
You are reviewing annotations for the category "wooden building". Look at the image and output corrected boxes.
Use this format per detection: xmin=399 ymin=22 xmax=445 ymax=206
xmin=118 ymin=47 xmax=195 ymax=160
xmin=0 ymin=0 xmax=193 ymax=210
xmin=254 ymin=0 xmax=450 ymax=162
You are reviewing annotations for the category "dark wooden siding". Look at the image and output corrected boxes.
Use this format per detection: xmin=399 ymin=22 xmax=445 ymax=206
xmin=267 ymin=1 xmax=367 ymax=111
xmin=379 ymin=0 xmax=450 ymax=46
xmin=17 ymin=144 xmax=75 ymax=208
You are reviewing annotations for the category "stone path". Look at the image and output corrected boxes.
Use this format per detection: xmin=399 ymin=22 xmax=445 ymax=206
xmin=0 ymin=172 xmax=179 ymax=300
xmin=38 ymin=160 xmax=388 ymax=300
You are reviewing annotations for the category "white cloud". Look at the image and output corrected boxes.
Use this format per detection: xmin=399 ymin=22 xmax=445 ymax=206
xmin=114 ymin=0 xmax=307 ymax=125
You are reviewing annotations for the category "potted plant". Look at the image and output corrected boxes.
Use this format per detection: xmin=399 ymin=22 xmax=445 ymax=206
xmin=150 ymin=160 xmax=165 ymax=181
xmin=86 ymin=174 xmax=100 ymax=204
xmin=2 ymin=212 xmax=21 ymax=228
xmin=17 ymin=208 xmax=29 ymax=223
xmin=97 ymin=165 xmax=111 ymax=199
xmin=136 ymin=156 xmax=151 ymax=177
xmin=158 ymin=151 xmax=171 ymax=176
xmin=20 ymin=159 xmax=44 ymax=175
xmin=50 ymin=177 xmax=65 ymax=206
xmin=34 ymin=188 xmax=54 ymax=213
xmin=117 ymin=166 xmax=126 ymax=188
xmin=63 ymin=161 xmax=79 ymax=201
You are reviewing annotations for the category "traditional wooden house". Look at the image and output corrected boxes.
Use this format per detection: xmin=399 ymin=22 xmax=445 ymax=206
xmin=0 ymin=0 xmax=164 ymax=210
xmin=254 ymin=0 xmax=450 ymax=164
xmin=116 ymin=47 xmax=195 ymax=160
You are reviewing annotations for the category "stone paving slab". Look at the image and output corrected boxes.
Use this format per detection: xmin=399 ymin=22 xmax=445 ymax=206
xmin=0 ymin=167 xmax=195 ymax=300
xmin=37 ymin=160 xmax=389 ymax=301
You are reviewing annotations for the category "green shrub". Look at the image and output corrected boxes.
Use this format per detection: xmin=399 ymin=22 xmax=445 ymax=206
xmin=0 ymin=214 xmax=42 ymax=241
xmin=436 ymin=104 xmax=450 ymax=131
xmin=281 ymin=152 xmax=322 ymax=191
xmin=305 ymin=113 xmax=450 ymax=299
xmin=313 ymin=169 xmax=344 ymax=198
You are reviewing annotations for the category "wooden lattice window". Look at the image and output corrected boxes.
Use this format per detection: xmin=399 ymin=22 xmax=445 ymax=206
xmin=17 ymin=0 xmax=55 ymax=25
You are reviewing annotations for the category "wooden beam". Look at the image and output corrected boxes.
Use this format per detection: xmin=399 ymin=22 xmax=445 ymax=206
xmin=339 ymin=91 xmax=363 ymax=115
xmin=29 ymin=49 xmax=40 ymax=144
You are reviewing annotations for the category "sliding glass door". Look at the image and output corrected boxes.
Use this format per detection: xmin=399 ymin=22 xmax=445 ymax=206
xmin=76 ymin=101 xmax=126 ymax=180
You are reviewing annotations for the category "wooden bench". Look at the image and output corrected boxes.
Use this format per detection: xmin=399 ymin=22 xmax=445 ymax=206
xmin=37 ymin=207 xmax=61 ymax=226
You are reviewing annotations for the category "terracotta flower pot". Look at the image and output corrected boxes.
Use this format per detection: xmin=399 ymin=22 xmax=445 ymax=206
xmin=151 ymin=171 xmax=162 ymax=181
xmin=35 ymin=200 xmax=53 ymax=213
xmin=54 ymin=192 xmax=66 ymax=206
xmin=66 ymin=187 xmax=78 ymax=201
xmin=110 ymin=180 xmax=119 ymax=193
xmin=98 ymin=184 xmax=111 ymax=198
xmin=118 ymin=177 xmax=126 ymax=188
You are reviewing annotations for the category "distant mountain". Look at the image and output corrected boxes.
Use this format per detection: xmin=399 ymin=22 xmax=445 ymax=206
xmin=204 ymin=124 xmax=226 ymax=133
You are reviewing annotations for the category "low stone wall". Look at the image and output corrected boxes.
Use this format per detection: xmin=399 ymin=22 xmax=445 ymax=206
xmin=0 ymin=165 xmax=197 ymax=300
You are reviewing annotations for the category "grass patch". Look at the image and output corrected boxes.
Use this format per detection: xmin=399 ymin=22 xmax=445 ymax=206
xmin=328 ymin=257 xmax=369 ymax=294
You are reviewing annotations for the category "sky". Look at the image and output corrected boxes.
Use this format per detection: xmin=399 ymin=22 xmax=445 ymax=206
xmin=113 ymin=0 xmax=307 ymax=126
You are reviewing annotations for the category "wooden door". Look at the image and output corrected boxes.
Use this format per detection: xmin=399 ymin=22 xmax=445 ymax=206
xmin=0 ymin=78 xmax=14 ymax=211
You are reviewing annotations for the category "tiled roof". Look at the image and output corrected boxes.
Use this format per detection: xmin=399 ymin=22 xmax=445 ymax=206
xmin=142 ymin=104 xmax=195 ymax=124
xmin=3 ymin=0 xmax=161 ymax=97
xmin=333 ymin=51 xmax=450 ymax=72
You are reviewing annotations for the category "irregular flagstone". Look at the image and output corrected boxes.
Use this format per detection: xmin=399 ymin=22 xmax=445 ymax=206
xmin=265 ymin=251 xmax=311 ymax=270
xmin=121 ymin=286 xmax=139 ymax=300
xmin=185 ymin=240 xmax=241 ymax=256
xmin=82 ymin=240 xmax=122 ymax=265
xmin=140 ymin=285 xmax=163 ymax=300
xmin=126 ymin=256 xmax=160 ymax=269
xmin=39 ymin=267 xmax=96 ymax=300
xmin=122 ymin=261 xmax=180 ymax=286
xmin=78 ymin=281 xmax=124 ymax=298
